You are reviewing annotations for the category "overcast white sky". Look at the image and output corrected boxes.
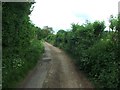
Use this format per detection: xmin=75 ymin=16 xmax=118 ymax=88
xmin=29 ymin=0 xmax=120 ymax=33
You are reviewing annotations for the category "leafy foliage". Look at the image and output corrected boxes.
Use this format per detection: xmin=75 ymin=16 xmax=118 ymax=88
xmin=2 ymin=2 xmax=44 ymax=88
xmin=47 ymin=18 xmax=120 ymax=88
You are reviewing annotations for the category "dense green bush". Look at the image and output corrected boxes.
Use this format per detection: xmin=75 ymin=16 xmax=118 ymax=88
xmin=47 ymin=18 xmax=120 ymax=88
xmin=45 ymin=34 xmax=56 ymax=45
xmin=85 ymin=36 xmax=118 ymax=88
xmin=2 ymin=2 xmax=44 ymax=88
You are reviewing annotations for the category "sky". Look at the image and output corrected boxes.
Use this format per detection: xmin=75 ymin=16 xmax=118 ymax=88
xmin=29 ymin=0 xmax=120 ymax=33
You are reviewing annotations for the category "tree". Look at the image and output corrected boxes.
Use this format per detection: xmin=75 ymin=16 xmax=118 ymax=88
xmin=93 ymin=21 xmax=106 ymax=37
xmin=71 ymin=23 xmax=80 ymax=32
xmin=2 ymin=2 xmax=44 ymax=88
xmin=109 ymin=15 xmax=118 ymax=31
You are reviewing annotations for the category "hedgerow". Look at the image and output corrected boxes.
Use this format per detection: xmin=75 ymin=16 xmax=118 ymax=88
xmin=2 ymin=2 xmax=44 ymax=88
xmin=47 ymin=18 xmax=120 ymax=88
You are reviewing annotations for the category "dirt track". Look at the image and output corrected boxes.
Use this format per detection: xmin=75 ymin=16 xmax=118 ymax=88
xmin=19 ymin=42 xmax=94 ymax=88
